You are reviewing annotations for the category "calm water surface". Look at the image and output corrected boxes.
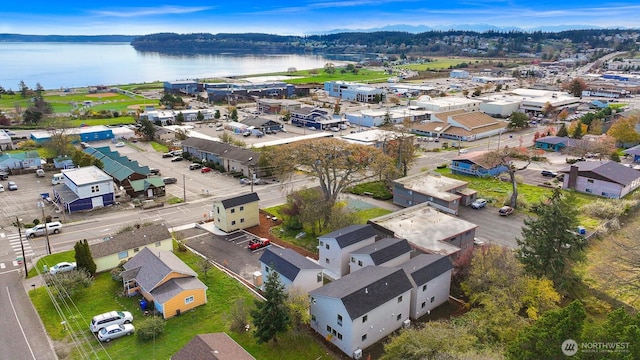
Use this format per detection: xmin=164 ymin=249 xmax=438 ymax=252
xmin=0 ymin=42 xmax=340 ymax=90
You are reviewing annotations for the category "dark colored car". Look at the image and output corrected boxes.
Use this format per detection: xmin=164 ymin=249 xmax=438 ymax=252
xmin=498 ymin=206 xmax=514 ymax=216
xmin=171 ymin=156 xmax=184 ymax=162
xmin=162 ymin=153 xmax=173 ymax=158
xmin=0 ymin=171 xmax=8 ymax=180
xmin=162 ymin=177 xmax=177 ymax=185
xmin=149 ymin=168 xmax=161 ymax=175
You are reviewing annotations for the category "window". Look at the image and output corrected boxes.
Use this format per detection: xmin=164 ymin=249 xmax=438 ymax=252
xmin=240 ymin=218 xmax=245 ymax=223
xmin=155 ymin=241 xmax=161 ymax=247
xmin=91 ymin=185 xmax=100 ymax=193
xmin=133 ymin=247 xmax=140 ymax=253
xmin=239 ymin=206 xmax=244 ymax=211
xmin=430 ymin=296 xmax=435 ymax=303
xmin=317 ymin=272 xmax=323 ymax=282
xmin=337 ymin=314 xmax=343 ymax=326
xmin=362 ymin=334 xmax=367 ymax=342
xmin=311 ymin=314 xmax=316 ymax=322
xmin=397 ymin=295 xmax=403 ymax=303
xmin=216 ymin=207 xmax=220 ymax=214
xmin=587 ymin=179 xmax=594 ymax=183
xmin=325 ymin=258 xmax=330 ymax=264
xmin=327 ymin=325 xmax=332 ymax=332
xmin=351 ymin=257 xmax=355 ymax=263
xmin=358 ymin=260 xmax=363 ymax=266
xmin=185 ymin=295 xmax=194 ymax=304
xmin=337 ymin=333 xmax=343 ymax=340
xmin=265 ymin=266 xmax=270 ymax=273
xmin=231 ymin=208 xmax=235 ymax=213
xmin=319 ymin=241 xmax=324 ymax=247
xmin=422 ymin=284 xmax=427 ymax=292
xmin=362 ymin=315 xmax=368 ymax=323
xmin=311 ymin=297 xmax=316 ymax=304
xmin=231 ymin=220 xmax=236 ymax=225
xmin=421 ymin=301 xmax=426 ymax=308
xmin=118 ymin=250 xmax=128 ymax=259
xmin=586 ymin=189 xmax=593 ymax=194
xmin=325 ymin=243 xmax=330 ymax=250
xmin=397 ymin=314 xmax=402 ymax=321
xmin=332 ymin=329 xmax=337 ymax=336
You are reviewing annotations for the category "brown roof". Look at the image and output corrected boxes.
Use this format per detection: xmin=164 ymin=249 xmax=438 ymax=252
xmin=431 ymin=109 xmax=466 ymax=122
xmin=450 ymin=112 xmax=501 ymax=130
xmin=411 ymin=121 xmax=450 ymax=132
xmin=172 ymin=333 xmax=255 ymax=360
xmin=444 ymin=121 xmax=507 ymax=137
xmin=89 ymin=223 xmax=171 ymax=258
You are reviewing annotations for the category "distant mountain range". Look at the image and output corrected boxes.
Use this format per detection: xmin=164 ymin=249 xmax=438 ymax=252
xmin=0 ymin=34 xmax=137 ymax=42
xmin=310 ymin=24 xmax=627 ymax=35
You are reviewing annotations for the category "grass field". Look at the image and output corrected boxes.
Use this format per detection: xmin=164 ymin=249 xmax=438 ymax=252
xmin=29 ymin=243 xmax=335 ymax=360
xmin=249 ymin=68 xmax=390 ymax=84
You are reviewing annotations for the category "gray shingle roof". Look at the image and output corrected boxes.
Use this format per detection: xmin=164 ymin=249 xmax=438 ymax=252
xmin=535 ymin=136 xmax=569 ymax=145
xmin=90 ymin=223 xmax=171 ymax=258
xmin=172 ymin=333 xmax=256 ymax=360
xmin=349 ymin=238 xmax=412 ymax=265
xmin=624 ymin=144 xmax=640 ymax=156
xmin=122 ymin=247 xmax=197 ymax=292
xmin=310 ymin=266 xmax=412 ymax=320
xmin=399 ymin=254 xmax=453 ymax=286
xmin=559 ymin=160 xmax=640 ymax=186
xmin=182 ymin=137 xmax=260 ymax=166
xmin=151 ymin=277 xmax=207 ymax=304
xmin=319 ymin=224 xmax=377 ymax=249
xmin=220 ymin=192 xmax=260 ymax=208
xmin=259 ymin=248 xmax=322 ymax=282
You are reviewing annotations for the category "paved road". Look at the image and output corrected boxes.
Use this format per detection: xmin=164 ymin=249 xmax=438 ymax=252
xmin=0 ymin=270 xmax=57 ymax=360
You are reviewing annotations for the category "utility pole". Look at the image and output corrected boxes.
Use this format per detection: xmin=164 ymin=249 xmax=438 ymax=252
xmin=16 ymin=217 xmax=28 ymax=277
xmin=249 ymin=166 xmax=254 ymax=193
xmin=183 ymin=174 xmax=186 ymax=202
xmin=38 ymin=201 xmax=52 ymax=255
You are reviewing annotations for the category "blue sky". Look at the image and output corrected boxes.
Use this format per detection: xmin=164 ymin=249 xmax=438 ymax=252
xmin=2 ymin=1 xmax=639 ymax=35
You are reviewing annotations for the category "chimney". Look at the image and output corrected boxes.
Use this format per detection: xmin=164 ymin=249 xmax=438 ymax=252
xmin=568 ymin=165 xmax=579 ymax=189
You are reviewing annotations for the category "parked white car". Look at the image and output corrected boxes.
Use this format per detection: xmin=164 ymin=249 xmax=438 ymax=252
xmin=97 ymin=323 xmax=135 ymax=342
xmin=49 ymin=261 xmax=77 ymax=274
xmin=90 ymin=311 xmax=134 ymax=333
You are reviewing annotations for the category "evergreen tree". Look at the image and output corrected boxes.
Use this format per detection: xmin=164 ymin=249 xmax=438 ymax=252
xmin=556 ymin=123 xmax=569 ymax=137
xmin=506 ymin=300 xmax=586 ymax=360
xmin=516 ymin=189 xmax=586 ymax=286
xmin=74 ymin=239 xmax=97 ymax=276
xmin=250 ymin=269 xmax=289 ymax=343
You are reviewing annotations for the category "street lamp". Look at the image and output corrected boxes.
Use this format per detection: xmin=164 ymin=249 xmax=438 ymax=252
xmin=38 ymin=201 xmax=52 ymax=255
xmin=16 ymin=217 xmax=28 ymax=277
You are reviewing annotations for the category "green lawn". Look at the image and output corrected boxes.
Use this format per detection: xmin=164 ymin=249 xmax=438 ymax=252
xmin=250 ymin=69 xmax=390 ymax=84
xmin=29 ymin=244 xmax=334 ymax=360
xmin=150 ymin=141 xmax=169 ymax=153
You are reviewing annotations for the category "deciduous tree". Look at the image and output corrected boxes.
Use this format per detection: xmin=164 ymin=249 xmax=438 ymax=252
xmin=508 ymin=112 xmax=529 ymax=129
xmin=607 ymin=115 xmax=640 ymax=146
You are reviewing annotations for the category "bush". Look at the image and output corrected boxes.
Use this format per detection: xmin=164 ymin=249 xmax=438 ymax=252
xmin=136 ymin=316 xmax=165 ymax=341
xmin=43 ymin=268 xmax=94 ymax=299
xmin=581 ymin=199 xmax=637 ymax=220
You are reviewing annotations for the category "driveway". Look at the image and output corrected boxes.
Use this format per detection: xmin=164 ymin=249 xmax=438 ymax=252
xmin=458 ymin=204 xmax=526 ymax=249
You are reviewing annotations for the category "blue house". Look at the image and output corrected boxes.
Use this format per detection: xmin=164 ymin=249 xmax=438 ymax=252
xmin=534 ymin=136 xmax=570 ymax=152
xmin=624 ymin=144 xmax=640 ymax=163
xmin=52 ymin=166 xmax=115 ymax=213
xmin=449 ymin=150 xmax=509 ymax=177
xmin=0 ymin=151 xmax=41 ymax=170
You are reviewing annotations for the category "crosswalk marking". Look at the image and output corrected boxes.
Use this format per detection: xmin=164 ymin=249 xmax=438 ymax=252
xmin=3 ymin=232 xmax=36 ymax=267
xmin=0 ymin=263 xmax=5 ymax=269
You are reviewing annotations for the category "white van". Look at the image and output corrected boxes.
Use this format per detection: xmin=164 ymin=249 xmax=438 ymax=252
xmin=25 ymin=221 xmax=63 ymax=238
xmin=90 ymin=311 xmax=133 ymax=333
xmin=52 ymin=173 xmax=64 ymax=185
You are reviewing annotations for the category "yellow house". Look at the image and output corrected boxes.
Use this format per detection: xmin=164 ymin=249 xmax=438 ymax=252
xmin=212 ymin=192 xmax=260 ymax=233
xmin=121 ymin=247 xmax=208 ymax=319
xmin=89 ymin=223 xmax=173 ymax=273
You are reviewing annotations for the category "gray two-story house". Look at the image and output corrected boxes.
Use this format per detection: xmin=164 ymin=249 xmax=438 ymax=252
xmin=318 ymin=224 xmax=377 ymax=280
xmin=348 ymin=238 xmax=412 ymax=274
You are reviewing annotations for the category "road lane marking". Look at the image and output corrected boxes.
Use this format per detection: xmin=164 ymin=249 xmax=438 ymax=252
xmin=6 ymin=287 xmax=37 ymax=360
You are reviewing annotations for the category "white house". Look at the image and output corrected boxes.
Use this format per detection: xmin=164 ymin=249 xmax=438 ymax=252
xmin=258 ymin=248 xmax=324 ymax=293
xmin=348 ymin=238 xmax=412 ymax=274
xmin=318 ymin=224 xmax=377 ymax=280
xmin=399 ymin=254 xmax=453 ymax=320
xmin=559 ymin=161 xmax=640 ymax=199
xmin=309 ymin=266 xmax=413 ymax=359
xmin=52 ymin=165 xmax=115 ymax=213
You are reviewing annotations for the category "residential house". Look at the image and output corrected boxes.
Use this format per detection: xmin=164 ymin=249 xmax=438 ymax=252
xmin=121 ymin=247 xmax=208 ymax=319
xmin=128 ymin=177 xmax=166 ymax=198
xmin=393 ymin=172 xmax=477 ymax=214
xmin=535 ymin=136 xmax=570 ymax=152
xmin=172 ymin=333 xmax=255 ymax=360
xmin=369 ymin=202 xmax=478 ymax=258
xmin=258 ymin=248 xmax=324 ymax=293
xmin=155 ymin=127 xmax=176 ymax=142
xmin=559 ymin=160 xmax=640 ymax=198
xmin=211 ymin=192 xmax=260 ymax=233
xmin=623 ymin=144 xmax=640 ymax=163
xmin=181 ymin=137 xmax=260 ymax=177
xmin=52 ymin=166 xmax=115 ymax=213
xmin=0 ymin=130 xmax=13 ymax=151
xmin=0 ymin=151 xmax=41 ymax=171
xmin=89 ymin=223 xmax=173 ymax=273
xmin=449 ymin=150 xmax=509 ymax=177
xmin=348 ymin=238 xmax=412 ymax=274
xmin=309 ymin=266 xmax=413 ymax=359
xmin=399 ymin=254 xmax=453 ymax=320
xmin=318 ymin=224 xmax=377 ymax=280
